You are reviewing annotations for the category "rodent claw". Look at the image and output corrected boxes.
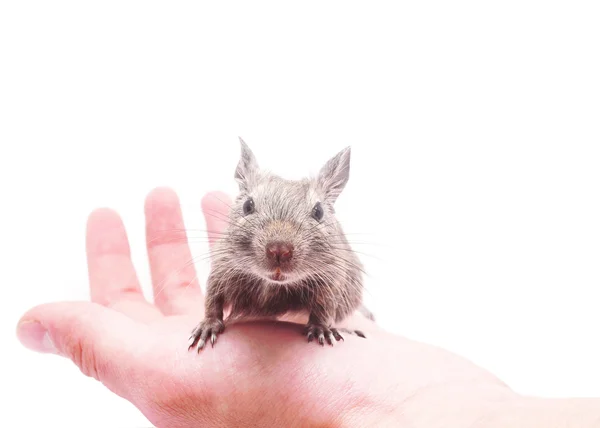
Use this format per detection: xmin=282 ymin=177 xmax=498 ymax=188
xmin=188 ymin=318 xmax=224 ymax=353
xmin=326 ymin=332 xmax=335 ymax=346
xmin=305 ymin=323 xmax=348 ymax=347
xmin=337 ymin=327 xmax=366 ymax=339
xmin=331 ymin=328 xmax=344 ymax=342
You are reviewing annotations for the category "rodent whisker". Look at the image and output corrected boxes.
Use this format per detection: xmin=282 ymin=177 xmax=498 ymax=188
xmin=308 ymin=270 xmax=337 ymax=305
xmin=152 ymin=256 xmax=208 ymax=302
xmin=302 ymin=218 xmax=333 ymax=237
xmin=294 ymin=222 xmax=336 ymax=246
xmin=152 ymin=251 xmax=238 ymax=298
xmin=329 ymin=232 xmax=378 ymax=236
xmin=326 ymin=233 xmax=386 ymax=244
xmin=146 ymin=237 xmax=220 ymax=246
xmin=203 ymin=193 xmax=234 ymax=210
xmin=304 ymin=217 xmax=349 ymax=234
xmin=148 ymin=228 xmax=228 ymax=243
xmin=320 ymin=251 xmax=370 ymax=277
xmin=295 ymin=214 xmax=308 ymax=236
xmin=192 ymin=250 xmax=235 ymax=265
xmin=304 ymin=258 xmax=356 ymax=286
xmin=152 ymin=228 xmax=229 ymax=235
xmin=203 ymin=206 xmax=264 ymax=232
xmin=145 ymin=236 xmax=234 ymax=250
xmin=338 ymin=255 xmax=369 ymax=277
xmin=306 ymin=260 xmax=369 ymax=298
xmin=201 ymin=208 xmax=235 ymax=224
xmin=328 ymin=240 xmax=384 ymax=246
xmin=201 ymin=210 xmax=255 ymax=234
xmin=325 ymin=246 xmax=384 ymax=261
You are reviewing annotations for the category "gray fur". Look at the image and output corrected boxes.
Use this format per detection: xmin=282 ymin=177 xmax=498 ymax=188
xmin=317 ymin=145 xmax=351 ymax=203
xmin=189 ymin=138 xmax=370 ymax=351
xmin=234 ymin=137 xmax=259 ymax=192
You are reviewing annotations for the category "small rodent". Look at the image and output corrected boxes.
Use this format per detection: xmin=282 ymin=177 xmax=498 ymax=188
xmin=188 ymin=138 xmax=374 ymax=351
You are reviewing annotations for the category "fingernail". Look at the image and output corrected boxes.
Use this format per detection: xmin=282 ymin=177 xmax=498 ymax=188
xmin=17 ymin=320 xmax=57 ymax=354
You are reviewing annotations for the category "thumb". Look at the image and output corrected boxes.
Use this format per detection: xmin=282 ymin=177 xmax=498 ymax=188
xmin=16 ymin=301 xmax=147 ymax=398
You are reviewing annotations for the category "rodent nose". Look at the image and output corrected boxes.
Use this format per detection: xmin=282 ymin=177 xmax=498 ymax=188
xmin=266 ymin=242 xmax=294 ymax=263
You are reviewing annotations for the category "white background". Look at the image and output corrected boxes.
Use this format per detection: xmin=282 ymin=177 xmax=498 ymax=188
xmin=1 ymin=1 xmax=599 ymax=426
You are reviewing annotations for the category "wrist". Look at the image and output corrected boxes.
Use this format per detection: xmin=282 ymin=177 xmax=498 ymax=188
xmin=481 ymin=395 xmax=600 ymax=428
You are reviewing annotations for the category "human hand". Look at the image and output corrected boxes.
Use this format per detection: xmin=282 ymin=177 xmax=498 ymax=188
xmin=15 ymin=188 xmax=600 ymax=427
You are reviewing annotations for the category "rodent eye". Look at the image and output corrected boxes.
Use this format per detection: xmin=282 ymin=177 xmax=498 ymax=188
xmin=311 ymin=202 xmax=324 ymax=221
xmin=242 ymin=197 xmax=255 ymax=215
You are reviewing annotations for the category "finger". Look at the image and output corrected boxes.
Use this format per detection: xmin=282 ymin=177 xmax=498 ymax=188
xmin=16 ymin=301 xmax=150 ymax=401
xmin=87 ymin=208 xmax=162 ymax=322
xmin=145 ymin=187 xmax=203 ymax=315
xmin=201 ymin=191 xmax=232 ymax=247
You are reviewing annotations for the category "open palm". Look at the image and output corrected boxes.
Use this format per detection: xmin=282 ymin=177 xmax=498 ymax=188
xmin=17 ymin=187 xmax=519 ymax=427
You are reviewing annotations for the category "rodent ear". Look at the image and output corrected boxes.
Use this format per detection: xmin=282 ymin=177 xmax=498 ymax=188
xmin=318 ymin=146 xmax=351 ymax=202
xmin=235 ymin=137 xmax=259 ymax=191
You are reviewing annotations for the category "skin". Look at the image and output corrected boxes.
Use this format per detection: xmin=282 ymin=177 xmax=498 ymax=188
xmin=16 ymin=187 xmax=600 ymax=427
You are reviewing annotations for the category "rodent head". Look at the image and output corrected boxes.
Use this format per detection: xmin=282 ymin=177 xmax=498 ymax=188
xmin=225 ymin=138 xmax=352 ymax=285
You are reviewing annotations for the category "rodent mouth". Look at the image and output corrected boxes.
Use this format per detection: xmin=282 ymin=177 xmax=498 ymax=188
xmin=271 ymin=268 xmax=284 ymax=282
xmin=263 ymin=258 xmax=295 ymax=280
xmin=258 ymin=258 xmax=298 ymax=283
xmin=263 ymin=266 xmax=300 ymax=283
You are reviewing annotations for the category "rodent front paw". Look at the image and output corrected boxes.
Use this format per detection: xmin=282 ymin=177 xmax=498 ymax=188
xmin=188 ymin=318 xmax=225 ymax=353
xmin=303 ymin=323 xmax=347 ymax=346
